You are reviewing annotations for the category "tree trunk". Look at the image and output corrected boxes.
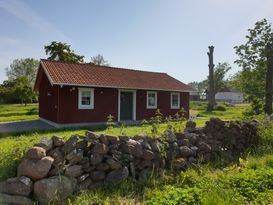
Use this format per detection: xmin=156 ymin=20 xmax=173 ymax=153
xmin=207 ymin=46 xmax=216 ymax=111
xmin=265 ymin=43 xmax=273 ymax=115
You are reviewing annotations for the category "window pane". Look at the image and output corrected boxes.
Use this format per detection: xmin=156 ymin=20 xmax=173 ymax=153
xmin=81 ymin=91 xmax=91 ymax=105
xmin=172 ymin=94 xmax=179 ymax=106
xmin=148 ymin=93 xmax=156 ymax=107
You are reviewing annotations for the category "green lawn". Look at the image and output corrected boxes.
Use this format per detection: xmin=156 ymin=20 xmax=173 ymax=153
xmin=0 ymin=103 xmax=38 ymax=122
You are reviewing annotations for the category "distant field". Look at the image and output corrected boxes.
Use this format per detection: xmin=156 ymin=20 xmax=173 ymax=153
xmin=190 ymin=101 xmax=249 ymax=121
xmin=0 ymin=103 xmax=38 ymax=122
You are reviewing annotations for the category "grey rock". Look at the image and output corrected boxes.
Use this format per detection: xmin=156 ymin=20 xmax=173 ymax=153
xmin=92 ymin=143 xmax=109 ymax=154
xmin=198 ymin=142 xmax=212 ymax=153
xmin=128 ymin=143 xmax=143 ymax=158
xmin=165 ymin=129 xmax=177 ymax=142
xmin=142 ymin=150 xmax=155 ymax=160
xmin=90 ymin=153 xmax=103 ymax=165
xmin=52 ymin=136 xmax=65 ymax=147
xmin=77 ymin=177 xmax=93 ymax=190
xmin=62 ymin=135 xmax=79 ymax=154
xmin=34 ymin=175 xmax=76 ymax=205
xmin=17 ymin=156 xmax=54 ymax=180
xmin=96 ymin=163 xmax=110 ymax=171
xmin=172 ymin=158 xmax=187 ymax=170
xmin=78 ymin=174 xmax=90 ymax=183
xmin=65 ymin=165 xmax=83 ymax=177
xmin=90 ymin=171 xmax=105 ymax=181
xmin=105 ymin=167 xmax=129 ymax=185
xmin=2 ymin=176 xmax=33 ymax=196
xmin=26 ymin=146 xmax=46 ymax=160
xmin=150 ymin=140 xmax=162 ymax=152
xmin=106 ymin=158 xmax=122 ymax=170
xmin=142 ymin=141 xmax=152 ymax=150
xmin=86 ymin=131 xmax=99 ymax=141
xmin=0 ymin=193 xmax=33 ymax=205
xmin=66 ymin=149 xmax=84 ymax=164
xmin=180 ymin=146 xmax=194 ymax=157
xmin=48 ymin=148 xmax=64 ymax=167
xmin=35 ymin=137 xmax=53 ymax=151
xmin=99 ymin=134 xmax=109 ymax=145
xmin=105 ymin=134 xmax=120 ymax=144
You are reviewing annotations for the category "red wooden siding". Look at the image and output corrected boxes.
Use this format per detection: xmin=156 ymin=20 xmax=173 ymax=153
xmin=136 ymin=90 xmax=189 ymax=121
xmin=38 ymin=71 xmax=58 ymax=122
xmin=58 ymin=87 xmax=118 ymax=123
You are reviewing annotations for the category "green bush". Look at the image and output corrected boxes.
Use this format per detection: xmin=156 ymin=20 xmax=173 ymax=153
xmin=214 ymin=105 xmax=226 ymax=111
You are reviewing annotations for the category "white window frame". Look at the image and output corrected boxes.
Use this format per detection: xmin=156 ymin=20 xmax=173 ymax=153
xmin=78 ymin=88 xmax=94 ymax=109
xmin=146 ymin=91 xmax=157 ymax=109
xmin=171 ymin=92 xmax=180 ymax=109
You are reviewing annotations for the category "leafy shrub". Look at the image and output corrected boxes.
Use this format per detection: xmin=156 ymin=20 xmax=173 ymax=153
xmin=145 ymin=185 xmax=202 ymax=205
xmin=214 ymin=105 xmax=226 ymax=111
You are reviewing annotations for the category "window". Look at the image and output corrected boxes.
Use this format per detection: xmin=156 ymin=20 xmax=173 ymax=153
xmin=171 ymin=92 xmax=180 ymax=109
xmin=78 ymin=88 xmax=94 ymax=109
xmin=147 ymin=91 xmax=157 ymax=109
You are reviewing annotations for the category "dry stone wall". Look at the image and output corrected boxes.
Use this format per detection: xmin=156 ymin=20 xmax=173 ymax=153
xmin=0 ymin=118 xmax=258 ymax=204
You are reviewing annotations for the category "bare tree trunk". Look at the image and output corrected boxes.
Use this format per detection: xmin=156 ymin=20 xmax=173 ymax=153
xmin=207 ymin=46 xmax=216 ymax=111
xmin=265 ymin=43 xmax=273 ymax=115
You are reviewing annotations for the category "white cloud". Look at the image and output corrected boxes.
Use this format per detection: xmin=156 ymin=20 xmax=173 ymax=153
xmin=0 ymin=0 xmax=70 ymax=42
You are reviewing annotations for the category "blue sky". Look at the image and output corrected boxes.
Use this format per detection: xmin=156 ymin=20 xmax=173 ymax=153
xmin=0 ymin=0 xmax=273 ymax=84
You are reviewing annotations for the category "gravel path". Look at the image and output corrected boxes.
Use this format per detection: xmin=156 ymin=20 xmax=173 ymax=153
xmin=0 ymin=119 xmax=54 ymax=133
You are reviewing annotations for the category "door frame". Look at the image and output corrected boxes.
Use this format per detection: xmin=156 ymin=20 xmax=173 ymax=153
xmin=118 ymin=89 xmax=136 ymax=121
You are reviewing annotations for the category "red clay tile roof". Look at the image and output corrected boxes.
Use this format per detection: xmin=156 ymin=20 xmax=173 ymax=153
xmin=36 ymin=59 xmax=192 ymax=92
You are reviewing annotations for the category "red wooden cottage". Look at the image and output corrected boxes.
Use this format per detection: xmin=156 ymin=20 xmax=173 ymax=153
xmin=34 ymin=59 xmax=192 ymax=125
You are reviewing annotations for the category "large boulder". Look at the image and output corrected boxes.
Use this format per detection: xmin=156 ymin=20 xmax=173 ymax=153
xmin=104 ymin=167 xmax=129 ymax=185
xmin=35 ymin=137 xmax=53 ymax=152
xmin=0 ymin=193 xmax=33 ymax=205
xmin=34 ymin=175 xmax=76 ymax=205
xmin=17 ymin=156 xmax=54 ymax=180
xmin=26 ymin=146 xmax=46 ymax=159
xmin=2 ymin=176 xmax=33 ymax=196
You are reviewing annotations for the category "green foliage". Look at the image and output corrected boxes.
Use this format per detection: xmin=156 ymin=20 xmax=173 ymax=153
xmin=149 ymin=109 xmax=163 ymax=137
xmin=145 ymin=185 xmax=201 ymax=205
xmin=90 ymin=54 xmax=109 ymax=66
xmin=214 ymin=104 xmax=226 ymax=111
xmin=44 ymin=41 xmax=84 ymax=63
xmin=173 ymin=108 xmax=187 ymax=133
xmin=106 ymin=114 xmax=115 ymax=133
xmin=0 ymin=77 xmax=37 ymax=105
xmin=1 ymin=58 xmax=39 ymax=104
xmin=233 ymin=19 xmax=273 ymax=114
xmin=5 ymin=58 xmax=39 ymax=84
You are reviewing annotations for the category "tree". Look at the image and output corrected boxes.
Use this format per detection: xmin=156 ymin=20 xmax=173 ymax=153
xmin=234 ymin=19 xmax=273 ymax=115
xmin=44 ymin=41 xmax=84 ymax=63
xmin=90 ymin=54 xmax=109 ymax=66
xmin=207 ymin=46 xmax=216 ymax=111
xmin=6 ymin=58 xmax=39 ymax=84
xmin=14 ymin=76 xmax=36 ymax=105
